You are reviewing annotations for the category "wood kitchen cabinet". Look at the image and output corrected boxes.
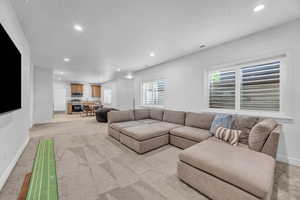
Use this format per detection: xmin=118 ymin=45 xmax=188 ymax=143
xmin=91 ymin=85 xmax=101 ymax=97
xmin=67 ymin=103 xmax=73 ymax=114
xmin=71 ymin=83 xmax=83 ymax=94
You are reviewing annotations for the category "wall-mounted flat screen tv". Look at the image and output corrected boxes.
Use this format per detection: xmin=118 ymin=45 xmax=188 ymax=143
xmin=0 ymin=23 xmax=21 ymax=114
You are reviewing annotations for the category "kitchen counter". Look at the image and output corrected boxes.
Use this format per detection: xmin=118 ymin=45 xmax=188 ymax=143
xmin=66 ymin=101 xmax=102 ymax=114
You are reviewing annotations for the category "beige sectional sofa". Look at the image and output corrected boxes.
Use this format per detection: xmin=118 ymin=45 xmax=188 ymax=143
xmin=107 ymin=109 xmax=281 ymax=200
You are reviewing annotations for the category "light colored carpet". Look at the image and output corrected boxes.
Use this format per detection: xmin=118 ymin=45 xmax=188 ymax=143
xmin=0 ymin=117 xmax=299 ymax=200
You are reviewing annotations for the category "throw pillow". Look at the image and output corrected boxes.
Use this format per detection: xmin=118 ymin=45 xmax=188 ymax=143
xmin=248 ymin=119 xmax=277 ymax=152
xmin=215 ymin=127 xmax=241 ymax=146
xmin=210 ymin=114 xmax=233 ymax=135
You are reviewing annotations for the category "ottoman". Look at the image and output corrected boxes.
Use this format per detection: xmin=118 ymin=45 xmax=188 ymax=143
xmin=96 ymin=108 xmax=118 ymax=122
xmin=120 ymin=124 xmax=170 ymax=153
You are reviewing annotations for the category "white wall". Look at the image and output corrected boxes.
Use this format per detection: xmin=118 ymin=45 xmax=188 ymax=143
xmin=82 ymin=82 xmax=92 ymax=99
xmin=0 ymin=0 xmax=32 ymax=190
xmin=29 ymin=64 xmax=34 ymax=127
xmin=33 ymin=66 xmax=53 ymax=124
xmin=116 ymin=79 xmax=135 ymax=110
xmin=102 ymin=80 xmax=117 ymax=108
xmin=53 ymin=80 xmax=67 ymax=111
xmin=101 ymin=78 xmax=134 ymax=110
xmin=133 ymin=19 xmax=300 ymax=166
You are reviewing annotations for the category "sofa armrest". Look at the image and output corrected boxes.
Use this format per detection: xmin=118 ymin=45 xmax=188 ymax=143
xmin=107 ymin=110 xmax=134 ymax=124
xmin=261 ymin=125 xmax=281 ymax=159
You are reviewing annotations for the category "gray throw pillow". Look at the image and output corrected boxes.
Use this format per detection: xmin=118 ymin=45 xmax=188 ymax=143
xmin=249 ymin=119 xmax=277 ymax=152
xmin=210 ymin=114 xmax=233 ymax=135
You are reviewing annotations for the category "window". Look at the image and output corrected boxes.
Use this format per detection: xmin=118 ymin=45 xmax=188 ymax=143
xmin=209 ymin=70 xmax=236 ymax=109
xmin=240 ymin=61 xmax=280 ymax=111
xmin=209 ymin=59 xmax=281 ymax=112
xmin=103 ymin=88 xmax=112 ymax=104
xmin=142 ymin=79 xmax=167 ymax=105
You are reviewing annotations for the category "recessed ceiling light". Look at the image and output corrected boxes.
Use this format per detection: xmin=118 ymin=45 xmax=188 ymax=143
xmin=116 ymin=68 xmax=121 ymax=72
xmin=126 ymin=73 xmax=133 ymax=79
xmin=58 ymin=77 xmax=62 ymax=81
xmin=59 ymin=71 xmax=64 ymax=75
xmin=64 ymin=58 xmax=70 ymax=62
xmin=254 ymin=4 xmax=265 ymax=12
xmin=73 ymin=24 xmax=83 ymax=32
xmin=150 ymin=52 xmax=155 ymax=57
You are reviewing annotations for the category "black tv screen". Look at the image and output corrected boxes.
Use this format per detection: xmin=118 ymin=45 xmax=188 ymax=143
xmin=0 ymin=23 xmax=21 ymax=114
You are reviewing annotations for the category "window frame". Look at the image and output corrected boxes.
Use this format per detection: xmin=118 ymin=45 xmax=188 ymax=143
xmin=206 ymin=56 xmax=287 ymax=115
xmin=141 ymin=78 xmax=167 ymax=106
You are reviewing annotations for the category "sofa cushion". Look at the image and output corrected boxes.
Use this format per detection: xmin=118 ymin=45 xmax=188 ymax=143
xmin=261 ymin=125 xmax=281 ymax=158
xmin=210 ymin=114 xmax=233 ymax=134
xmin=120 ymin=124 xmax=169 ymax=141
xmin=249 ymin=119 xmax=277 ymax=152
xmin=134 ymin=109 xmax=150 ymax=120
xmin=185 ymin=112 xmax=215 ymax=130
xmin=163 ymin=110 xmax=186 ymax=125
xmin=150 ymin=109 xmax=164 ymax=121
xmin=156 ymin=121 xmax=183 ymax=130
xmin=232 ymin=115 xmax=259 ymax=144
xmin=110 ymin=121 xmax=142 ymax=131
xmin=108 ymin=110 xmax=134 ymax=123
xmin=179 ymin=139 xmax=275 ymax=199
xmin=136 ymin=119 xmax=161 ymax=124
xmin=170 ymin=126 xmax=211 ymax=142
xmin=208 ymin=137 xmax=249 ymax=149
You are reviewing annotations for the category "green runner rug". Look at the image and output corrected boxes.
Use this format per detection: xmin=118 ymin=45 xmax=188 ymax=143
xmin=26 ymin=139 xmax=58 ymax=200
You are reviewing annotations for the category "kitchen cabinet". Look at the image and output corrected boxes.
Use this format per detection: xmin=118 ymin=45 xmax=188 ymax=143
xmin=71 ymin=83 xmax=83 ymax=94
xmin=67 ymin=103 xmax=73 ymax=114
xmin=91 ymin=85 xmax=101 ymax=97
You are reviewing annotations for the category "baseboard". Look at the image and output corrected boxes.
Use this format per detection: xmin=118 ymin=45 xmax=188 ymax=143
xmin=0 ymin=136 xmax=30 ymax=191
xmin=277 ymin=154 xmax=300 ymax=167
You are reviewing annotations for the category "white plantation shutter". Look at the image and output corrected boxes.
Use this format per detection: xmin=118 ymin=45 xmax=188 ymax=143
xmin=209 ymin=70 xmax=236 ymax=109
xmin=142 ymin=79 xmax=167 ymax=105
xmin=208 ymin=59 xmax=282 ymax=112
xmin=240 ymin=61 xmax=280 ymax=111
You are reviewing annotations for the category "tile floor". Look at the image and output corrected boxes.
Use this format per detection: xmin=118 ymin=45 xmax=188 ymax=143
xmin=0 ymin=117 xmax=299 ymax=200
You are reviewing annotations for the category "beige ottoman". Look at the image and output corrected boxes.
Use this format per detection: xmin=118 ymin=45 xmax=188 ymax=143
xmin=120 ymin=124 xmax=170 ymax=153
xmin=109 ymin=120 xmax=142 ymax=140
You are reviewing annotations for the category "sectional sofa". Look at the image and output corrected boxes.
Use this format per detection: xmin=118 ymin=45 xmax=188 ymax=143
xmin=107 ymin=109 xmax=281 ymax=200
